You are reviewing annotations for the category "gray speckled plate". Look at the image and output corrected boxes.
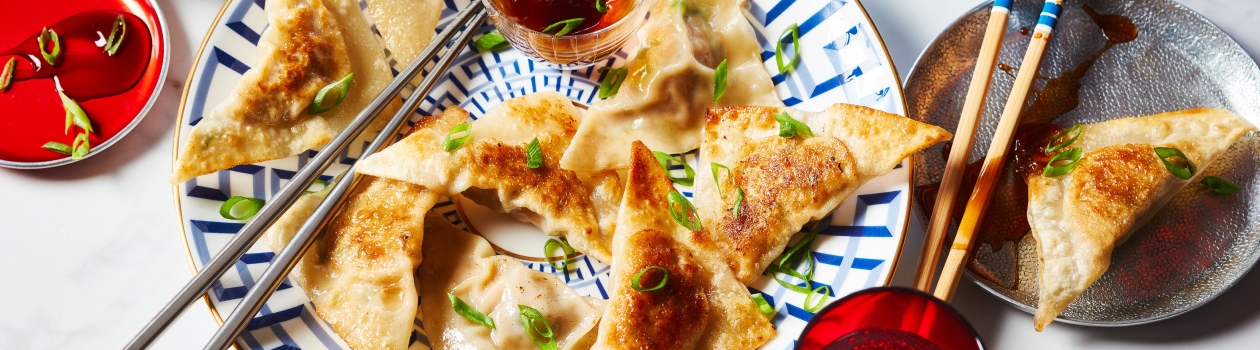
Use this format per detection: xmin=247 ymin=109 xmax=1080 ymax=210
xmin=906 ymin=0 xmax=1260 ymax=327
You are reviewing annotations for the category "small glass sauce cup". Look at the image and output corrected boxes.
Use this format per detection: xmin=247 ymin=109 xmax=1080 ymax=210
xmin=481 ymin=0 xmax=655 ymax=68
xmin=798 ymin=287 xmax=985 ymax=350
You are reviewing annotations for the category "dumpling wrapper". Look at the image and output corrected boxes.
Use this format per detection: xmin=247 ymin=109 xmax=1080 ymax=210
xmin=364 ymin=0 xmax=443 ymax=64
xmin=356 ymin=92 xmax=623 ymax=262
xmin=594 ymin=141 xmax=776 ymax=349
xmin=264 ymin=176 xmax=439 ymax=350
xmin=559 ymin=0 xmax=783 ymax=172
xmin=172 ymin=0 xmax=401 ymax=183
xmin=1027 ymin=108 xmax=1255 ymax=331
xmin=694 ymin=104 xmax=951 ymax=283
xmin=417 ymin=211 xmax=605 ymax=350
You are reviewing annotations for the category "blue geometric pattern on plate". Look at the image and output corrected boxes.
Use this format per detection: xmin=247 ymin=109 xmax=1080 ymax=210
xmin=176 ymin=0 xmax=909 ymax=348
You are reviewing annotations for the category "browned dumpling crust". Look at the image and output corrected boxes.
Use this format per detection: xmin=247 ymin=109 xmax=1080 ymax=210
xmin=595 ymin=141 xmax=776 ymax=350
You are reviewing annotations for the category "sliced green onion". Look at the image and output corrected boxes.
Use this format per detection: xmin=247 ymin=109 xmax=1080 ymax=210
xmin=518 ymin=305 xmax=558 ymax=350
xmin=1042 ymin=147 xmax=1082 ymax=177
xmin=0 ymin=57 xmax=15 ymax=91
xmin=1201 ymin=176 xmax=1241 ymax=196
xmin=713 ymin=59 xmax=729 ymax=102
xmin=1045 ymin=123 xmax=1083 ymax=154
xmin=631 ymin=266 xmax=669 ymax=292
xmin=774 ymin=111 xmax=812 ymax=138
xmin=775 ymin=24 xmax=800 ymax=75
xmin=219 ymin=196 xmax=264 ymax=220
xmin=751 ymin=293 xmax=774 ymax=316
xmin=772 ymin=227 xmax=820 ymax=293
xmin=1155 ymin=147 xmax=1197 ymax=180
xmin=710 ymin=162 xmax=732 ymax=192
xmin=41 ymin=141 xmax=72 ymax=156
xmin=667 ymin=189 xmax=702 ymax=232
xmin=38 ymin=28 xmax=61 ymax=65
xmin=803 ymin=285 xmax=831 ymax=313
xmin=652 ymin=151 xmax=695 ymax=186
xmin=473 ymin=30 xmax=509 ymax=51
xmin=443 ymin=122 xmax=472 ymax=151
xmin=544 ymin=238 xmax=576 ymax=273
xmin=596 ymin=0 xmax=608 ymax=13
xmin=541 ymin=18 xmax=584 ymax=37
xmin=527 ymin=137 xmax=543 ymax=168
xmin=104 ymin=15 xmax=127 ymax=56
xmin=733 ymin=187 xmax=745 ymax=217
xmin=307 ymin=73 xmax=354 ymax=114
xmin=59 ymin=91 xmax=93 ymax=134
xmin=70 ymin=133 xmax=90 ymax=160
xmin=448 ymin=293 xmax=496 ymax=328
xmin=306 ymin=178 xmax=330 ymax=194
xmin=597 ymin=67 xmax=628 ymax=99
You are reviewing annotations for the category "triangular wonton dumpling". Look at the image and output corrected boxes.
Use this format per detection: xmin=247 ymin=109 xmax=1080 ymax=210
xmin=172 ymin=0 xmax=401 ymax=183
xmin=417 ymin=211 xmax=605 ymax=350
xmin=694 ymin=104 xmax=951 ymax=283
xmin=363 ymin=0 xmax=443 ymax=65
xmin=559 ymin=0 xmax=783 ymax=173
xmin=264 ymin=176 xmax=440 ymax=350
xmin=594 ymin=141 xmax=776 ymax=349
xmin=1027 ymin=108 xmax=1255 ymax=331
xmin=356 ymin=92 xmax=623 ymax=262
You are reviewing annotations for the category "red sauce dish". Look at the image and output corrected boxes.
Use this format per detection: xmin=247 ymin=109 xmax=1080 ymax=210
xmin=0 ymin=0 xmax=168 ymax=168
xmin=798 ymin=287 xmax=985 ymax=350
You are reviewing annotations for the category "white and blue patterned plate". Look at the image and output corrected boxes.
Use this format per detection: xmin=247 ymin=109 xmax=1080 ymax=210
xmin=173 ymin=0 xmax=911 ymax=348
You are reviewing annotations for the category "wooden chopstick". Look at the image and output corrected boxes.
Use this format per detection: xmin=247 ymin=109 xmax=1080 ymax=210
xmin=913 ymin=0 xmax=1015 ymax=293
xmin=933 ymin=0 xmax=1065 ymax=302
xmin=124 ymin=3 xmax=487 ymax=349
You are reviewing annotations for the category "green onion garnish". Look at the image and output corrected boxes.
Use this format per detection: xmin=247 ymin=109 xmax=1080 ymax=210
xmin=774 ymin=111 xmax=812 ymax=138
xmin=803 ymin=285 xmax=831 ymax=313
xmin=542 ymin=18 xmax=584 ymax=37
xmin=448 ymin=293 xmax=496 ymax=329
xmin=1045 ymin=123 xmax=1083 ymax=154
xmin=713 ymin=59 xmax=729 ymax=102
xmin=733 ymin=187 xmax=745 ymax=217
xmin=1155 ymin=147 xmax=1196 ymax=180
xmin=527 ymin=137 xmax=543 ymax=168
xmin=443 ymin=122 xmax=472 ymax=151
xmin=219 ymin=196 xmax=264 ymax=220
xmin=42 ymin=141 xmax=72 ymax=156
xmin=710 ymin=162 xmax=731 ymax=192
xmin=38 ymin=28 xmax=61 ymax=65
xmin=597 ymin=66 xmax=628 ymax=99
xmin=306 ymin=178 xmax=330 ymax=194
xmin=0 ymin=57 xmax=15 ymax=91
xmin=1201 ymin=176 xmax=1240 ymax=196
xmin=775 ymin=24 xmax=800 ymax=75
xmin=308 ymin=73 xmax=354 ymax=114
xmin=667 ymin=189 xmax=702 ymax=232
xmin=544 ymin=238 xmax=576 ymax=273
xmin=751 ymin=293 xmax=774 ymax=316
xmin=1042 ymin=147 xmax=1082 ymax=177
xmin=104 ymin=15 xmax=127 ymax=56
xmin=59 ymin=91 xmax=93 ymax=134
xmin=473 ymin=30 xmax=509 ymax=51
xmin=652 ymin=151 xmax=695 ymax=186
xmin=518 ymin=305 xmax=558 ymax=350
xmin=70 ymin=133 xmax=90 ymax=160
xmin=772 ymin=227 xmax=820 ymax=294
xmin=631 ymin=266 xmax=669 ymax=292
xmin=596 ymin=0 xmax=608 ymax=13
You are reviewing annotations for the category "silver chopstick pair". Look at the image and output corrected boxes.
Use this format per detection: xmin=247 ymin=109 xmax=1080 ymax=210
xmin=125 ymin=3 xmax=487 ymax=349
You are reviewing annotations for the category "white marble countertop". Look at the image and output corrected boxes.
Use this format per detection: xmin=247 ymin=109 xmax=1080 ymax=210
xmin=0 ymin=0 xmax=1257 ymax=348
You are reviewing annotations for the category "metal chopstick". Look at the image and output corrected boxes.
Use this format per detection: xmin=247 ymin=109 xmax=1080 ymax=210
xmin=203 ymin=8 xmax=486 ymax=350
xmin=125 ymin=3 xmax=485 ymax=348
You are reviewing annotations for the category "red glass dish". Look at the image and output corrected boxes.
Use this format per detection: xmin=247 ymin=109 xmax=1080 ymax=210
xmin=798 ymin=287 xmax=985 ymax=350
xmin=0 ymin=0 xmax=167 ymax=167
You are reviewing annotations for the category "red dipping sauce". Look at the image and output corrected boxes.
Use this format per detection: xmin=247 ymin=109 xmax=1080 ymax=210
xmin=798 ymin=287 xmax=984 ymax=350
xmin=0 ymin=0 xmax=165 ymax=164
xmin=492 ymin=0 xmax=634 ymax=35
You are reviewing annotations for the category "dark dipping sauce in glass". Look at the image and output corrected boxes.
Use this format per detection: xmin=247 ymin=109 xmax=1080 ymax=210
xmin=493 ymin=0 xmax=634 ymax=35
